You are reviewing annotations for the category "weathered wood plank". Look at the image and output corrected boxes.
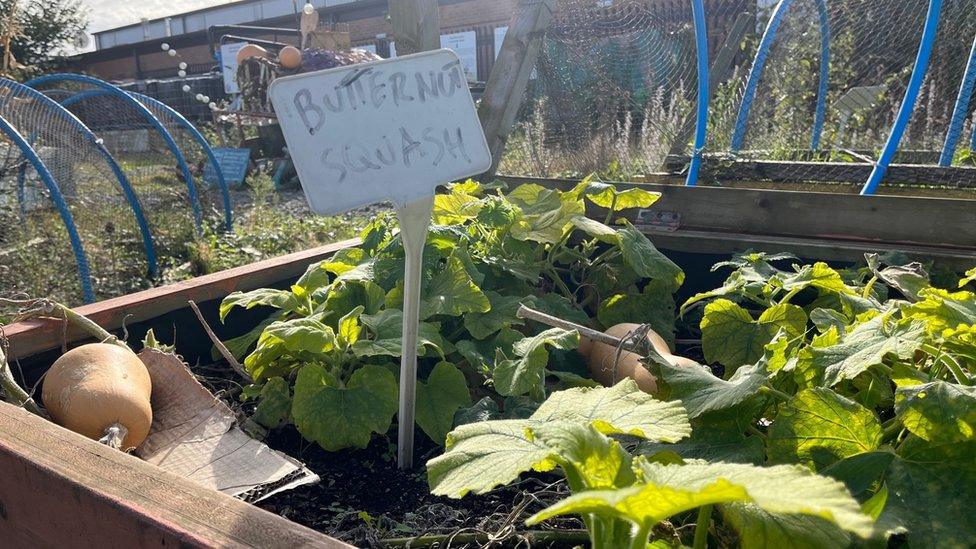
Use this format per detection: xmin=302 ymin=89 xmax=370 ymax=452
xmin=0 ymin=401 xmax=350 ymax=548
xmin=498 ymin=175 xmax=976 ymax=252
xmin=3 ymin=239 xmax=359 ymax=360
xmin=388 ymin=0 xmax=440 ymax=56
xmin=479 ymin=0 xmax=556 ymax=177
xmin=663 ymin=155 xmax=976 ymax=188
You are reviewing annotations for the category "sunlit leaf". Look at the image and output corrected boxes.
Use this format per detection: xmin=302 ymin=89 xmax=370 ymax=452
xmin=701 ymin=300 xmax=806 ymax=372
xmin=416 ymin=362 xmax=472 ymax=445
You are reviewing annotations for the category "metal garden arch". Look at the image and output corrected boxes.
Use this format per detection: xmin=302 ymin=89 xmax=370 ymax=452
xmin=26 ymin=73 xmax=207 ymax=232
xmin=730 ymin=0 xmax=831 ymax=153
xmin=0 ymin=78 xmax=159 ymax=276
xmin=57 ymin=89 xmax=234 ymax=231
xmin=0 ymin=113 xmax=94 ymax=302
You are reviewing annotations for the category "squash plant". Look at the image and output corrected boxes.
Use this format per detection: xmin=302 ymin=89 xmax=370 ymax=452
xmin=219 ymin=178 xmax=683 ymax=451
xmin=431 ymin=253 xmax=976 ymax=547
xmin=428 ymin=381 xmax=875 ymax=548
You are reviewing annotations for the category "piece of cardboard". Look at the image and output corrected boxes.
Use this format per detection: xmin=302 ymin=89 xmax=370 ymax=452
xmin=135 ymin=349 xmax=317 ymax=503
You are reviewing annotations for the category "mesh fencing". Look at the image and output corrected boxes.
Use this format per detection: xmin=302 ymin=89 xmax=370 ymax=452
xmin=0 ymin=81 xmax=155 ymax=303
xmin=499 ymin=0 xmax=976 ymax=192
xmin=32 ymin=79 xmax=222 ymax=268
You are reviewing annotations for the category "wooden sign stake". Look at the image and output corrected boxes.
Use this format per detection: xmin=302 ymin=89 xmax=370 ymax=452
xmin=394 ymin=194 xmax=434 ymax=469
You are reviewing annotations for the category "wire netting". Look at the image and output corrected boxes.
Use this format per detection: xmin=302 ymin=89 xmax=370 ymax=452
xmin=31 ymin=79 xmax=222 ymax=266
xmin=500 ymin=0 xmax=702 ymax=178
xmin=499 ymin=0 xmax=976 ymax=191
xmin=0 ymin=82 xmax=155 ymax=303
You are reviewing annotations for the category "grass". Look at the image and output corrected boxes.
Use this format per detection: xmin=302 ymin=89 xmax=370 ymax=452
xmin=0 ymin=169 xmax=370 ymax=322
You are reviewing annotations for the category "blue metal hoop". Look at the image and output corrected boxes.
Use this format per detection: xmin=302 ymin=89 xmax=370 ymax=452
xmin=26 ymin=74 xmax=205 ymax=232
xmin=863 ymin=0 xmax=944 ymax=195
xmin=730 ymin=0 xmax=831 ymax=153
xmin=686 ymin=0 xmax=710 ymax=187
xmin=941 ymin=34 xmax=976 ymax=166
xmin=0 ymin=78 xmax=159 ymax=276
xmin=0 ymin=114 xmax=95 ymax=303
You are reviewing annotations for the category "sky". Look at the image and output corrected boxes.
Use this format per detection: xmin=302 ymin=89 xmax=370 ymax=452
xmin=82 ymin=0 xmax=227 ymax=45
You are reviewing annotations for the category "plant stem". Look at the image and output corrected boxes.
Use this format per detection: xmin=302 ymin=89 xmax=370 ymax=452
xmin=862 ymin=276 xmax=879 ymax=300
xmin=0 ymin=344 xmax=44 ymax=416
xmin=693 ymin=505 xmax=713 ymax=549
xmin=630 ymin=523 xmax=652 ymax=549
xmin=882 ymin=419 xmax=905 ymax=443
xmin=188 ymin=300 xmax=253 ymax=383
xmin=921 ymin=344 xmax=971 ymax=386
xmin=779 ymin=287 xmax=803 ymax=305
xmin=759 ymin=385 xmax=792 ymax=402
xmin=379 ymin=529 xmax=591 ymax=547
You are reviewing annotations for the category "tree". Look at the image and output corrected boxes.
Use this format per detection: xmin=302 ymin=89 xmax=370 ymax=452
xmin=0 ymin=0 xmax=88 ymax=75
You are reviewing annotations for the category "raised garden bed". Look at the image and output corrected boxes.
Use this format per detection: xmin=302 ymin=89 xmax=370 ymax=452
xmin=2 ymin=179 xmax=975 ymax=548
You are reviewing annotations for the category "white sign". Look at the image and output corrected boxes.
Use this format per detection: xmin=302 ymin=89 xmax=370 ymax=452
xmin=220 ymin=42 xmax=247 ymax=94
xmin=269 ymin=49 xmax=490 ymax=214
xmin=440 ymin=31 xmax=478 ymax=82
xmin=270 ymin=50 xmax=490 ymax=469
xmin=494 ymin=26 xmax=508 ymax=59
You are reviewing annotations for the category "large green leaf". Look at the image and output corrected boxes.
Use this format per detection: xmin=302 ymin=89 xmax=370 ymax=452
xmin=528 ymin=422 xmax=636 ymax=489
xmin=648 ymin=358 xmax=767 ymax=419
xmin=463 ymin=291 xmax=528 ymax=340
xmin=582 ymin=183 xmax=661 ymax=211
xmin=528 ymin=461 xmax=873 ymax=538
xmin=767 ymin=388 xmax=882 ymax=470
xmin=353 ymin=309 xmax=448 ymax=358
xmin=809 ymin=316 xmax=925 ymax=387
xmin=261 ymin=317 xmax=336 ymax=354
xmin=291 ymin=364 xmax=398 ymax=451
xmin=895 ymin=381 xmax=976 ymax=443
xmin=881 ymin=437 xmax=976 ymax=547
xmin=778 ymin=263 xmax=856 ymax=296
xmin=427 ymin=419 xmax=555 ymax=497
xmin=701 ymin=300 xmax=806 ymax=371
xmin=422 ymin=254 xmax=490 ymax=319
xmin=616 ymin=222 xmax=684 ymax=289
xmin=902 ymin=288 xmax=976 ymax=335
xmin=637 ymin=422 xmax=765 ymax=465
xmin=531 ymin=379 xmax=691 ymax=442
xmin=415 ymin=362 xmax=472 ymax=445
xmin=220 ymin=288 xmax=301 ymax=321
xmin=721 ymin=503 xmax=853 ymax=549
xmin=508 ymin=184 xmax=585 ymax=244
xmin=252 ymin=377 xmax=292 ymax=429
xmin=493 ymin=328 xmax=579 ymax=397
xmin=570 ymin=216 xmax=619 ymax=244
xmin=432 ymin=189 xmax=482 ymax=225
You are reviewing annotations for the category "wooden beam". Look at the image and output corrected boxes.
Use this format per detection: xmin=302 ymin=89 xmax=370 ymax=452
xmin=3 ymin=239 xmax=359 ymax=360
xmin=388 ymin=0 xmax=440 ymax=56
xmin=478 ymin=0 xmax=556 ymax=178
xmin=0 ymin=401 xmax=350 ymax=548
xmin=497 ymin=176 xmax=976 ymax=253
xmin=663 ymin=155 xmax=976 ymax=188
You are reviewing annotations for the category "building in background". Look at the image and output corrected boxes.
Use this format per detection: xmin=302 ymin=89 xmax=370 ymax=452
xmin=69 ymin=0 xmax=519 ymax=83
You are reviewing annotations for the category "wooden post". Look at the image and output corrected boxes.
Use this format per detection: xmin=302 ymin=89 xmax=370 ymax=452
xmin=388 ymin=0 xmax=440 ymax=56
xmin=478 ymin=0 xmax=556 ymax=178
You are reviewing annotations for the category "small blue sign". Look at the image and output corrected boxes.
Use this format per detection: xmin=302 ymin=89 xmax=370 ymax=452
xmin=204 ymin=147 xmax=251 ymax=187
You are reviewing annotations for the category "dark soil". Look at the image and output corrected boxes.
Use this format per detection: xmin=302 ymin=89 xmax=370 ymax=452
xmin=257 ymin=425 xmax=586 ymax=548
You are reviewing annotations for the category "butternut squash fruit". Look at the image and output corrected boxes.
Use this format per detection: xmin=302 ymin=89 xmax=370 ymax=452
xmin=42 ymin=343 xmax=152 ymax=451
xmin=581 ymin=323 xmax=696 ymax=393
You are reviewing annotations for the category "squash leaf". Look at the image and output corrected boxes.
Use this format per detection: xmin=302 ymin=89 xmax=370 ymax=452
xmin=528 ymin=460 xmax=873 ymax=538
xmin=493 ymin=328 xmax=580 ymax=397
xmin=767 ymin=388 xmax=883 ymax=470
xmin=415 ymin=362 xmax=472 ymax=445
xmin=292 ymin=364 xmax=398 ymax=451
xmin=895 ymin=381 xmax=976 ymax=443
xmin=809 ymin=316 xmax=925 ymax=387
xmin=252 ymin=377 xmax=292 ymax=429
xmin=701 ymin=300 xmax=806 ymax=372
xmin=616 ymin=222 xmax=684 ymax=289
